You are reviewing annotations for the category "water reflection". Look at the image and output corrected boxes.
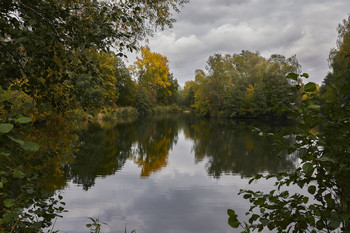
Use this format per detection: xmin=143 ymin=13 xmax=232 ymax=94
xmin=184 ymin=117 xmax=296 ymax=178
xmin=65 ymin=114 xmax=295 ymax=190
xmin=132 ymin=116 xmax=179 ymax=177
xmin=64 ymin=121 xmax=134 ymax=190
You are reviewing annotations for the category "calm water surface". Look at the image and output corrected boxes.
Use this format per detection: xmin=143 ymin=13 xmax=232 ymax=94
xmin=54 ymin=114 xmax=297 ymax=233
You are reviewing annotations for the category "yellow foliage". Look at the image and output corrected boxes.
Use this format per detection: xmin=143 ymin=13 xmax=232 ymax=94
xmin=302 ymin=83 xmax=320 ymax=101
xmin=130 ymin=46 xmax=171 ymax=98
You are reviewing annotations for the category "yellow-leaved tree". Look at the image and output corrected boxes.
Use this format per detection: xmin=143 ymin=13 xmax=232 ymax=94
xmin=130 ymin=46 xmax=171 ymax=104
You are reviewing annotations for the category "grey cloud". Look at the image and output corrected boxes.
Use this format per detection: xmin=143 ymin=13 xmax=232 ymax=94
xmin=129 ymin=0 xmax=350 ymax=85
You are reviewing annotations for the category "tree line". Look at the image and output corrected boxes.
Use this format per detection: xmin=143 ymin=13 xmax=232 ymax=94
xmin=179 ymin=51 xmax=303 ymax=118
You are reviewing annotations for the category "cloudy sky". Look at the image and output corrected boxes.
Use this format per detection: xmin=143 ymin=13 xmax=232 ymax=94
xmin=127 ymin=0 xmax=349 ymax=86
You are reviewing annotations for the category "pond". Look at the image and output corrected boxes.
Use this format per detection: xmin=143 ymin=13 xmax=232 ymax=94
xmin=53 ymin=114 xmax=297 ymax=233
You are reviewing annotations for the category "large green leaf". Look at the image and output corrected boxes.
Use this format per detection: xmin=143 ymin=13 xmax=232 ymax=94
xmin=302 ymin=162 xmax=314 ymax=174
xmin=15 ymin=117 xmax=32 ymax=124
xmin=304 ymin=82 xmax=317 ymax=92
xmin=0 ymin=123 xmax=14 ymax=133
xmin=8 ymin=136 xmax=40 ymax=151
xmin=12 ymin=169 xmax=26 ymax=179
xmin=3 ymin=199 xmax=15 ymax=208
xmin=22 ymin=141 xmax=40 ymax=151
xmin=0 ymin=152 xmax=10 ymax=157
xmin=308 ymin=185 xmax=316 ymax=195
xmin=286 ymin=73 xmax=299 ymax=81
xmin=8 ymin=136 xmax=24 ymax=146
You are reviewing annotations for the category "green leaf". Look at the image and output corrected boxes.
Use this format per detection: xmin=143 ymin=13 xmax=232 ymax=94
xmin=228 ymin=216 xmax=240 ymax=228
xmin=316 ymin=156 xmax=336 ymax=163
xmin=13 ymin=169 xmax=26 ymax=179
xmin=254 ymin=198 xmax=265 ymax=205
xmin=0 ymin=123 xmax=14 ymax=133
xmin=260 ymin=218 xmax=269 ymax=226
xmin=302 ymin=163 xmax=313 ymax=174
xmin=304 ymin=82 xmax=317 ymax=92
xmin=308 ymin=185 xmax=316 ymax=194
xmin=15 ymin=117 xmax=32 ymax=124
xmin=301 ymin=73 xmax=309 ymax=78
xmin=8 ymin=136 xmax=40 ymax=151
xmin=243 ymin=194 xmax=251 ymax=199
xmin=329 ymin=219 xmax=341 ymax=230
xmin=227 ymin=209 xmax=237 ymax=217
xmin=303 ymin=196 xmax=309 ymax=204
xmin=308 ymin=104 xmax=320 ymax=111
xmin=4 ymin=199 xmax=15 ymax=208
xmin=8 ymin=136 xmax=24 ymax=146
xmin=22 ymin=141 xmax=40 ymax=151
xmin=27 ymin=188 xmax=34 ymax=194
xmin=0 ymin=152 xmax=10 ymax=157
xmin=286 ymin=73 xmax=299 ymax=81
xmin=0 ymin=182 xmax=3 ymax=188
xmin=249 ymin=214 xmax=259 ymax=224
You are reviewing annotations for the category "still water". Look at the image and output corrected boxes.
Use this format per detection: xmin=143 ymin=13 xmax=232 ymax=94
xmin=54 ymin=114 xmax=296 ymax=233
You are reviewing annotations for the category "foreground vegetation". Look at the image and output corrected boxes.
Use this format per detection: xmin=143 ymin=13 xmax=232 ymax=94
xmin=228 ymin=17 xmax=350 ymax=232
xmin=0 ymin=0 xmax=349 ymax=232
xmin=0 ymin=0 xmax=188 ymax=232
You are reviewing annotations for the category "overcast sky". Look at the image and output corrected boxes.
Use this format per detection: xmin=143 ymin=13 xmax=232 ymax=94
xmin=127 ymin=0 xmax=349 ymax=86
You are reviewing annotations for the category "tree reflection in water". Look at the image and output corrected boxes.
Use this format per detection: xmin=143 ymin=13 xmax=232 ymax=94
xmin=65 ymin=114 xmax=296 ymax=190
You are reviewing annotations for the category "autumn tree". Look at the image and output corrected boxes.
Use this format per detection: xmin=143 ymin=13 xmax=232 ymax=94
xmin=0 ymin=0 xmax=188 ymax=231
xmin=0 ymin=0 xmax=188 ymax=112
xmin=130 ymin=46 xmax=178 ymax=106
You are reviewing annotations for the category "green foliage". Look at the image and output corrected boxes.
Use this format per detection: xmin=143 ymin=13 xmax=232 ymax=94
xmin=135 ymin=86 xmax=154 ymax=115
xmin=0 ymin=117 xmax=66 ymax=232
xmin=188 ymin=51 xmax=301 ymax=117
xmin=157 ymin=74 xmax=180 ymax=105
xmin=114 ymin=58 xmax=137 ymax=107
xmin=101 ymin=107 xmax=139 ymax=120
xmin=0 ymin=0 xmax=188 ymax=112
xmin=86 ymin=218 xmax=108 ymax=233
xmin=152 ymin=104 xmax=180 ymax=114
xmin=179 ymin=81 xmax=196 ymax=109
xmin=322 ymin=16 xmax=350 ymax=104
xmin=228 ymin=71 xmax=350 ymax=232
xmin=1 ymin=0 xmax=189 ymax=232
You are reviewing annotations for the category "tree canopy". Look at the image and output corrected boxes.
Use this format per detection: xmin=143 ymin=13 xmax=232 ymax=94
xmin=182 ymin=51 xmax=301 ymax=117
xmin=0 ymin=0 xmax=187 ymax=112
xmin=130 ymin=46 xmax=179 ymax=113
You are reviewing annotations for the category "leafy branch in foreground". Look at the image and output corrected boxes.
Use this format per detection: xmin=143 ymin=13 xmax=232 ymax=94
xmin=0 ymin=117 xmax=66 ymax=232
xmin=228 ymin=16 xmax=350 ymax=233
xmin=228 ymin=72 xmax=350 ymax=232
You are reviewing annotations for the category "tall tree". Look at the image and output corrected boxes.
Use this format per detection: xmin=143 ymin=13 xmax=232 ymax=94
xmin=322 ymin=16 xmax=350 ymax=104
xmin=130 ymin=46 xmax=178 ymax=105
xmin=0 ymin=0 xmax=188 ymax=111
xmin=191 ymin=51 xmax=300 ymax=117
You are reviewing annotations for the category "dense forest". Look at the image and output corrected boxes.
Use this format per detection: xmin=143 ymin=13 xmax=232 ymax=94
xmin=0 ymin=0 xmax=350 ymax=232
